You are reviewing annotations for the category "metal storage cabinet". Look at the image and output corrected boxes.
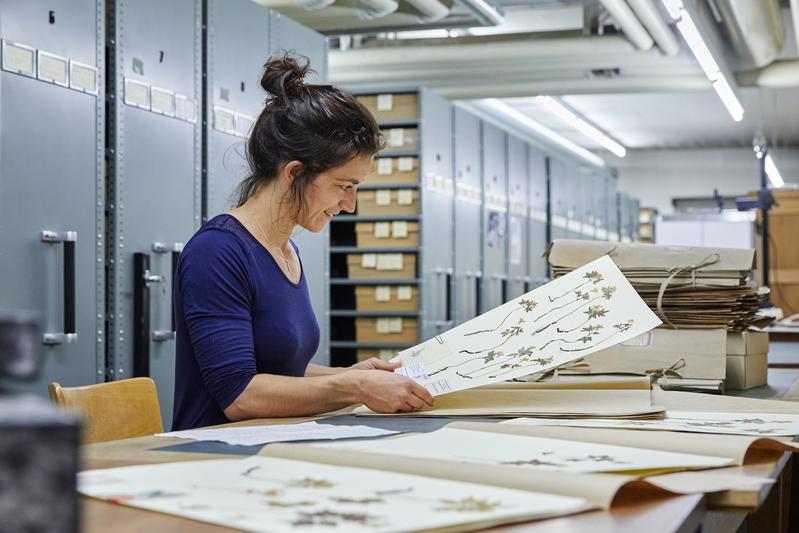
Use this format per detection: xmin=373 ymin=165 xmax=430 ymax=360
xmin=419 ymin=90 xmax=454 ymax=340
xmin=527 ymin=146 xmax=549 ymax=286
xmin=0 ymin=0 xmax=105 ymax=394
xmin=452 ymin=106 xmax=482 ymax=324
xmin=480 ymin=122 xmax=508 ymax=312
xmin=607 ymin=177 xmax=620 ymax=242
xmin=618 ymin=192 xmax=632 ymax=242
xmin=578 ymin=169 xmax=595 ymax=240
xmin=565 ymin=165 xmax=583 ymax=240
xmin=593 ymin=171 xmax=610 ymax=241
xmin=108 ymin=0 xmax=202 ymax=428
xmin=548 ymin=156 xmax=569 ymax=241
xmin=205 ymin=0 xmax=330 ymax=365
xmin=506 ymin=134 xmax=529 ymax=299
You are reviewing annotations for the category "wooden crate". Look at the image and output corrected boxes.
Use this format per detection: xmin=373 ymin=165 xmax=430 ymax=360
xmin=356 ymin=317 xmax=418 ymax=343
xmin=356 ymin=348 xmax=401 ymax=362
xmin=760 ymin=190 xmax=799 ymax=315
xmin=357 ymin=93 xmax=418 ymax=121
xmin=355 ymin=285 xmax=419 ymax=311
xmin=346 ymin=253 xmax=416 ymax=280
xmin=381 ymin=127 xmax=419 ymax=153
xmin=366 ymin=157 xmax=419 ymax=185
xmin=355 ymin=221 xmax=419 ymax=248
xmin=357 ymin=189 xmax=419 ymax=216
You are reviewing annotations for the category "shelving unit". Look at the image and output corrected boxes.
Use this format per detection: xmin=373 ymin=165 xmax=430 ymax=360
xmin=328 ymin=88 xmax=453 ymax=365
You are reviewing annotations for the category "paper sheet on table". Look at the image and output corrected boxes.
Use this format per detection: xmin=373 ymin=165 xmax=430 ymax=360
xmin=156 ymin=421 xmax=398 ymax=446
xmin=78 ymin=456 xmax=588 ymax=533
xmin=501 ymin=411 xmax=799 ymax=437
xmin=391 ymin=255 xmax=661 ymax=397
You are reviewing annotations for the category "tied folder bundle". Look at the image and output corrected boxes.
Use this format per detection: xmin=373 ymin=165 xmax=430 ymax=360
xmin=546 ymin=240 xmax=770 ymax=392
xmin=354 ymin=255 xmax=664 ymax=417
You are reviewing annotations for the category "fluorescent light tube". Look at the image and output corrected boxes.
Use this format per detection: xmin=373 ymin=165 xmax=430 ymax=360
xmin=764 ymin=154 xmax=785 ymax=187
xmin=711 ymin=75 xmax=744 ymax=122
xmin=480 ymin=99 xmax=606 ymax=168
xmin=675 ymin=13 xmax=719 ymax=80
xmin=661 ymin=0 xmax=684 ymax=20
xmin=537 ymin=96 xmax=627 ymax=158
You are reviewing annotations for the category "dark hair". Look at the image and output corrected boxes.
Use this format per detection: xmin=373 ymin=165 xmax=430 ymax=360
xmin=235 ymin=52 xmax=383 ymax=216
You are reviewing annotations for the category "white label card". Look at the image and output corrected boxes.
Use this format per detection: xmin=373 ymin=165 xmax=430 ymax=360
xmin=375 ymin=189 xmax=392 ymax=206
xmin=236 ymin=114 xmax=254 ymax=137
xmin=175 ymin=94 xmax=196 ymax=123
xmin=397 ymin=285 xmax=413 ymax=301
xmin=373 ymin=222 xmax=391 ymax=238
xmin=214 ymin=107 xmax=236 ymax=133
xmin=398 ymin=157 xmax=414 ymax=172
xmin=70 ymin=61 xmax=98 ymax=94
xmin=388 ymin=128 xmax=405 ymax=147
xmin=361 ymin=253 xmax=377 ymax=268
xmin=392 ymin=221 xmax=408 ymax=238
xmin=37 ymin=51 xmax=68 ymax=86
xmin=2 ymin=41 xmax=35 ymax=76
xmin=377 ymin=93 xmax=393 ymax=111
xmin=388 ymin=318 xmax=403 ymax=333
xmin=376 ymin=318 xmax=391 ymax=334
xmin=397 ymin=189 xmax=414 ymax=205
xmin=124 ymin=79 xmax=150 ymax=109
xmin=376 ymin=253 xmax=403 ymax=271
xmin=151 ymin=87 xmax=175 ymax=116
xmin=375 ymin=286 xmax=391 ymax=302
xmin=377 ymin=158 xmax=393 ymax=175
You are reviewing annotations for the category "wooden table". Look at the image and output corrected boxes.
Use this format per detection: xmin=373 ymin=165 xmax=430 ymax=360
xmin=80 ymin=408 xmax=797 ymax=533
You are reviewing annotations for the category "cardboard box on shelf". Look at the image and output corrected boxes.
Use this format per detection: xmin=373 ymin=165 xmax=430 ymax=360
xmin=355 ymin=221 xmax=419 ymax=248
xmin=356 ymin=317 xmax=418 ymax=344
xmin=366 ymin=157 xmax=420 ymax=185
xmin=725 ymin=330 xmax=769 ymax=391
xmin=347 ymin=253 xmax=416 ymax=280
xmin=357 ymin=348 xmax=401 ymax=362
xmin=355 ymin=285 xmax=419 ymax=311
xmin=357 ymin=93 xmax=418 ymax=122
xmin=380 ymin=127 xmax=419 ymax=153
xmin=357 ymin=189 xmax=419 ymax=216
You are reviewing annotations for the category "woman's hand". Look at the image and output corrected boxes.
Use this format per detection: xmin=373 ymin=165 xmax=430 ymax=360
xmin=349 ymin=357 xmax=401 ymax=372
xmin=342 ymin=369 xmax=435 ymax=413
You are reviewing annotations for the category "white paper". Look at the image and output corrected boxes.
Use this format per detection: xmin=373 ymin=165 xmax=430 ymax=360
xmin=361 ymin=253 xmax=377 ymax=268
xmin=321 ymin=427 xmax=732 ymax=474
xmin=374 ymin=222 xmax=391 ymax=238
xmin=375 ymin=286 xmax=391 ymax=302
xmin=79 ymin=456 xmax=586 ymax=533
xmin=37 ymin=51 xmax=68 ymax=85
xmin=377 ymin=93 xmax=393 ymax=111
xmin=397 ymin=190 xmax=414 ymax=205
xmin=157 ymin=421 xmax=398 ymax=446
xmin=377 ymin=158 xmax=393 ymax=175
xmin=398 ymin=157 xmax=414 ymax=172
xmin=503 ymin=411 xmax=799 ymax=437
xmin=394 ymin=255 xmax=661 ymax=396
xmin=392 ymin=221 xmax=408 ymax=238
xmin=388 ymin=128 xmax=405 ymax=147
xmin=375 ymin=189 xmax=392 ymax=206
xmin=397 ymin=286 xmax=413 ymax=301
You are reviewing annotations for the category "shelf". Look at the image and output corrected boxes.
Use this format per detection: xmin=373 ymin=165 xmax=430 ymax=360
xmin=330 ymin=246 xmax=420 ymax=254
xmin=330 ymin=341 xmax=416 ymax=349
xmin=375 ymin=151 xmax=419 ymax=159
xmin=329 ymin=310 xmax=420 ymax=318
xmin=330 ymin=278 xmax=421 ymax=286
xmin=377 ymin=119 xmax=419 ymax=128
xmin=358 ymin=182 xmax=419 ymax=190
xmin=332 ymin=214 xmax=421 ymax=223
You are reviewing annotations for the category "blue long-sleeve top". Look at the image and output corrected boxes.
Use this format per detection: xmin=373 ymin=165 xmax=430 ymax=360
xmin=171 ymin=214 xmax=320 ymax=430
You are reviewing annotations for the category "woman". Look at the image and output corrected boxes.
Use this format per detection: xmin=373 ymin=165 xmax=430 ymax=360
xmin=172 ymin=54 xmax=434 ymax=430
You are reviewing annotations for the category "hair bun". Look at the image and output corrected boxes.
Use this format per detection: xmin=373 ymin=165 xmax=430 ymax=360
xmin=261 ymin=52 xmax=310 ymax=103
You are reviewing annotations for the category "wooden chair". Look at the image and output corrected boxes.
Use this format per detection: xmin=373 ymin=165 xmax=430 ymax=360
xmin=48 ymin=378 xmax=164 ymax=444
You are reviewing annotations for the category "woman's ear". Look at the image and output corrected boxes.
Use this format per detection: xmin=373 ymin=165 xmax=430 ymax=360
xmin=281 ymin=160 xmax=304 ymax=185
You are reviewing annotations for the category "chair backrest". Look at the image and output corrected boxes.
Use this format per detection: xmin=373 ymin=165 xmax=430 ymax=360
xmin=48 ymin=378 xmax=163 ymax=444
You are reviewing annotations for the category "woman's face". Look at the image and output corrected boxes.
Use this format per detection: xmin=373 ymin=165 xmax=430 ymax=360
xmin=296 ymin=154 xmax=373 ymax=233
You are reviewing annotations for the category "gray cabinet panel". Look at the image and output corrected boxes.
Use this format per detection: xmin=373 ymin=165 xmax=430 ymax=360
xmin=548 ymin=156 xmax=569 ymax=241
xmin=420 ymin=91 xmax=453 ymax=339
xmin=528 ymin=147 xmax=548 ymax=282
xmin=109 ymin=0 xmax=202 ymax=429
xmin=452 ymin=106 xmax=481 ymax=324
xmin=480 ymin=122 xmax=507 ymax=312
xmin=506 ymin=135 xmax=528 ymax=298
xmin=0 ymin=0 xmax=104 ymax=394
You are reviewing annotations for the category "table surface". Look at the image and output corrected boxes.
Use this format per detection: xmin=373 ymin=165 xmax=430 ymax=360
xmin=80 ymin=382 xmax=799 ymax=533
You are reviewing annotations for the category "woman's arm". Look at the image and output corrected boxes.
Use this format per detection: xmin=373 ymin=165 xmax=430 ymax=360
xmin=224 ymin=368 xmax=434 ymax=420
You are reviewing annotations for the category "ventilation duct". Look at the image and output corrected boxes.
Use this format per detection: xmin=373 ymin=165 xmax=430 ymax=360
xmin=711 ymin=0 xmax=785 ymax=68
xmin=404 ymin=0 xmax=450 ymax=22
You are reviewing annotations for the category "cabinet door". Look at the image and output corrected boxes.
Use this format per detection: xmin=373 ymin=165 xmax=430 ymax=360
xmin=480 ymin=122 xmax=508 ymax=312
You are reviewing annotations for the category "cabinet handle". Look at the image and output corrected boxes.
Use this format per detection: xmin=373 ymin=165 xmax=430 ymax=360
xmin=41 ymin=230 xmax=78 ymax=345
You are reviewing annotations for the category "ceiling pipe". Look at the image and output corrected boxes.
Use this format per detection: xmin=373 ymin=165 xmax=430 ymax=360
xmin=404 ymin=0 xmax=450 ymax=22
xmin=736 ymin=60 xmax=799 ymax=88
xmin=598 ymin=0 xmax=654 ymax=50
xmin=791 ymin=0 xmax=799 ymax=55
xmin=459 ymin=0 xmax=505 ymax=26
xmin=627 ymin=0 xmax=680 ymax=55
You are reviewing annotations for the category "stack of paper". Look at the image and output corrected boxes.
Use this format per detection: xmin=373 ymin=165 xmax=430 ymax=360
xmin=548 ymin=240 xmax=768 ymax=331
